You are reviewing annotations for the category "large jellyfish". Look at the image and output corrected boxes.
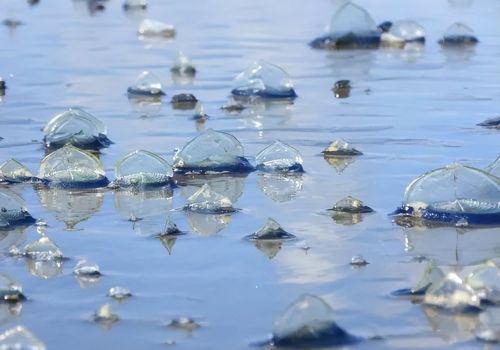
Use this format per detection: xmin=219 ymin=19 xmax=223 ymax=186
xmin=309 ymin=2 xmax=381 ymax=50
xmin=231 ymin=60 xmax=297 ymax=99
xmin=255 ymin=140 xmax=304 ymax=173
xmin=38 ymin=144 xmax=109 ymax=188
xmin=127 ymin=71 xmax=165 ymax=97
xmin=0 ymin=159 xmax=34 ymax=183
xmin=43 ymin=108 xmax=112 ymax=150
xmin=393 ymin=163 xmax=500 ymax=225
xmin=438 ymin=23 xmax=479 ymax=47
xmin=173 ymin=129 xmax=254 ymax=174
xmin=380 ymin=20 xmax=425 ymax=47
xmin=270 ymin=294 xmax=360 ymax=347
xmin=111 ymin=150 xmax=172 ymax=189
xmin=0 ymin=188 xmax=35 ymax=230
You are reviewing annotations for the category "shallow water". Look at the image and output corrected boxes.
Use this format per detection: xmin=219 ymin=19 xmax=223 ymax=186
xmin=0 ymin=0 xmax=500 ymax=348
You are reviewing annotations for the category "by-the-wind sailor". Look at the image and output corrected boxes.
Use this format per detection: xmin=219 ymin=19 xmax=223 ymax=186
xmin=438 ymin=23 xmax=478 ymax=47
xmin=466 ymin=260 xmax=500 ymax=304
xmin=380 ymin=20 xmax=425 ymax=47
xmin=172 ymin=129 xmax=254 ymax=174
xmin=108 ymin=286 xmax=132 ymax=300
xmin=94 ymin=303 xmax=119 ymax=324
xmin=73 ymin=259 xmax=101 ymax=277
xmin=0 ymin=159 xmax=33 ymax=183
xmin=329 ymin=196 xmax=373 ymax=213
xmin=43 ymin=108 xmax=112 ymax=150
xmin=309 ymin=2 xmax=381 ymax=50
xmin=393 ymin=163 xmax=500 ymax=225
xmin=0 ymin=188 xmax=35 ymax=229
xmin=423 ymin=273 xmax=482 ymax=313
xmin=392 ymin=263 xmax=445 ymax=297
xmin=245 ymin=218 xmax=295 ymax=240
xmin=23 ymin=236 xmax=64 ymax=261
xmin=322 ymin=139 xmax=363 ymax=157
xmin=170 ymin=52 xmax=196 ymax=76
xmin=0 ymin=274 xmax=26 ymax=303
xmin=0 ymin=326 xmax=46 ymax=350
xmin=478 ymin=117 xmax=500 ymax=130
xmin=127 ymin=71 xmax=165 ymax=97
xmin=171 ymin=93 xmax=198 ymax=110
xmin=184 ymin=184 xmax=236 ymax=214
xmin=256 ymin=141 xmax=304 ymax=173
xmin=332 ymin=80 xmax=351 ymax=99
xmin=231 ymin=60 xmax=297 ymax=99
xmin=271 ymin=294 xmax=360 ymax=347
xmin=38 ymin=144 xmax=109 ymax=188
xmin=138 ymin=19 xmax=175 ymax=38
xmin=123 ymin=0 xmax=147 ymax=10
xmin=111 ymin=150 xmax=172 ymax=189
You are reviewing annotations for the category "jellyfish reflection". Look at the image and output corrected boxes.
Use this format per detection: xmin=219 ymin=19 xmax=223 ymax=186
xmin=323 ymin=155 xmax=356 ymax=174
xmin=423 ymin=305 xmax=479 ymax=343
xmin=184 ymin=211 xmax=231 ymax=236
xmin=114 ymin=188 xmax=173 ymax=236
xmin=177 ymin=174 xmax=246 ymax=205
xmin=257 ymin=173 xmax=303 ymax=203
xmin=36 ymin=188 xmax=104 ymax=230
xmin=0 ymin=302 xmax=22 ymax=324
xmin=25 ymin=258 xmax=64 ymax=279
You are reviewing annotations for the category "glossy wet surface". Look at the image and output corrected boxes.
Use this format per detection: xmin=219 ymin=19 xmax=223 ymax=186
xmin=0 ymin=0 xmax=499 ymax=348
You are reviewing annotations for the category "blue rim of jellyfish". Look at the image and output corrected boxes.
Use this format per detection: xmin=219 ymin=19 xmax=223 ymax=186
xmin=182 ymin=205 xmax=239 ymax=215
xmin=173 ymin=157 xmax=255 ymax=175
xmin=109 ymin=177 xmax=176 ymax=190
xmin=438 ymin=35 xmax=479 ymax=46
xmin=309 ymin=32 xmax=381 ymax=49
xmin=127 ymin=87 xmax=166 ymax=97
xmin=231 ymin=87 xmax=297 ymax=99
xmin=392 ymin=205 xmax=500 ymax=226
xmin=255 ymin=163 xmax=304 ymax=174
xmin=269 ymin=325 xmax=362 ymax=348
xmin=38 ymin=176 xmax=110 ymax=189
xmin=0 ymin=212 xmax=36 ymax=231
xmin=44 ymin=134 xmax=113 ymax=151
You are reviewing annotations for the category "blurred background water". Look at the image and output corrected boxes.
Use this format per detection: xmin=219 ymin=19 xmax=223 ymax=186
xmin=0 ymin=0 xmax=499 ymax=348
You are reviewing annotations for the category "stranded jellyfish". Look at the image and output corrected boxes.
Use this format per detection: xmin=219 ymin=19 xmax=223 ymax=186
xmin=231 ymin=60 xmax=297 ymax=99
xmin=271 ymin=294 xmax=360 ymax=347
xmin=380 ymin=20 xmax=425 ymax=47
xmin=111 ymin=150 xmax=172 ymax=189
xmin=170 ymin=52 xmax=196 ymax=76
xmin=322 ymin=139 xmax=363 ymax=157
xmin=245 ymin=218 xmax=296 ymax=240
xmin=0 ymin=188 xmax=35 ymax=229
xmin=173 ymin=129 xmax=253 ymax=174
xmin=0 ymin=159 xmax=33 ymax=183
xmin=438 ymin=23 xmax=478 ymax=47
xmin=38 ymin=144 xmax=109 ymax=188
xmin=137 ymin=19 xmax=175 ymax=38
xmin=127 ymin=71 xmax=165 ymax=97
xmin=43 ymin=108 xmax=112 ymax=150
xmin=309 ymin=2 xmax=381 ymax=50
xmin=393 ymin=163 xmax=500 ymax=225
xmin=255 ymin=141 xmax=304 ymax=173
xmin=123 ymin=0 xmax=147 ymax=10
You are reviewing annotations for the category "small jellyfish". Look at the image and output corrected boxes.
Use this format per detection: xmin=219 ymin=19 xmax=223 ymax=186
xmin=0 ymin=274 xmax=26 ymax=303
xmin=0 ymin=188 xmax=35 ymax=229
xmin=231 ymin=60 xmax=297 ymax=99
xmin=2 ymin=19 xmax=24 ymax=28
xmin=108 ymin=286 xmax=132 ymax=300
xmin=43 ymin=108 xmax=112 ymax=151
xmin=465 ymin=260 xmax=500 ymax=304
xmin=73 ymin=259 xmax=101 ymax=277
xmin=172 ymin=129 xmax=254 ymax=174
xmin=170 ymin=52 xmax=196 ymax=76
xmin=332 ymin=80 xmax=351 ymax=98
xmin=94 ymin=303 xmax=119 ymax=324
xmin=322 ymin=139 xmax=363 ymax=157
xmin=350 ymin=255 xmax=369 ymax=266
xmin=184 ymin=184 xmax=236 ymax=214
xmin=272 ymin=294 xmax=360 ymax=347
xmin=329 ymin=196 xmax=373 ymax=214
xmin=127 ymin=71 xmax=165 ymax=97
xmin=393 ymin=163 xmax=500 ymax=225
xmin=309 ymin=2 xmax=381 ymax=50
xmin=0 ymin=159 xmax=33 ymax=183
xmin=38 ymin=144 xmax=109 ymax=188
xmin=137 ymin=19 xmax=175 ymax=38
xmin=392 ymin=263 xmax=445 ymax=297
xmin=220 ymin=98 xmax=246 ymax=113
xmin=170 ymin=93 xmax=198 ymax=110
xmin=438 ymin=23 xmax=478 ymax=47
xmin=478 ymin=116 xmax=500 ymax=129
xmin=423 ymin=273 xmax=482 ymax=313
xmin=111 ymin=150 xmax=172 ymax=189
xmin=255 ymin=141 xmax=304 ymax=173
xmin=123 ymin=0 xmax=147 ymax=10
xmin=192 ymin=102 xmax=208 ymax=121
xmin=381 ymin=20 xmax=425 ymax=47
xmin=23 ymin=236 xmax=64 ymax=261
xmin=168 ymin=317 xmax=201 ymax=332
xmin=0 ymin=326 xmax=45 ymax=350
xmin=245 ymin=218 xmax=296 ymax=240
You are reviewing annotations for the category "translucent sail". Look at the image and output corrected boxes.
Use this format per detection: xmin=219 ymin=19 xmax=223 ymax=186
xmin=256 ymin=140 xmax=303 ymax=172
xmin=114 ymin=150 xmax=172 ymax=188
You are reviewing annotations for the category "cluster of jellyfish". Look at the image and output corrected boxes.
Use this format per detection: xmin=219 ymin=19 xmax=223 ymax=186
xmin=309 ymin=2 xmax=479 ymax=50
